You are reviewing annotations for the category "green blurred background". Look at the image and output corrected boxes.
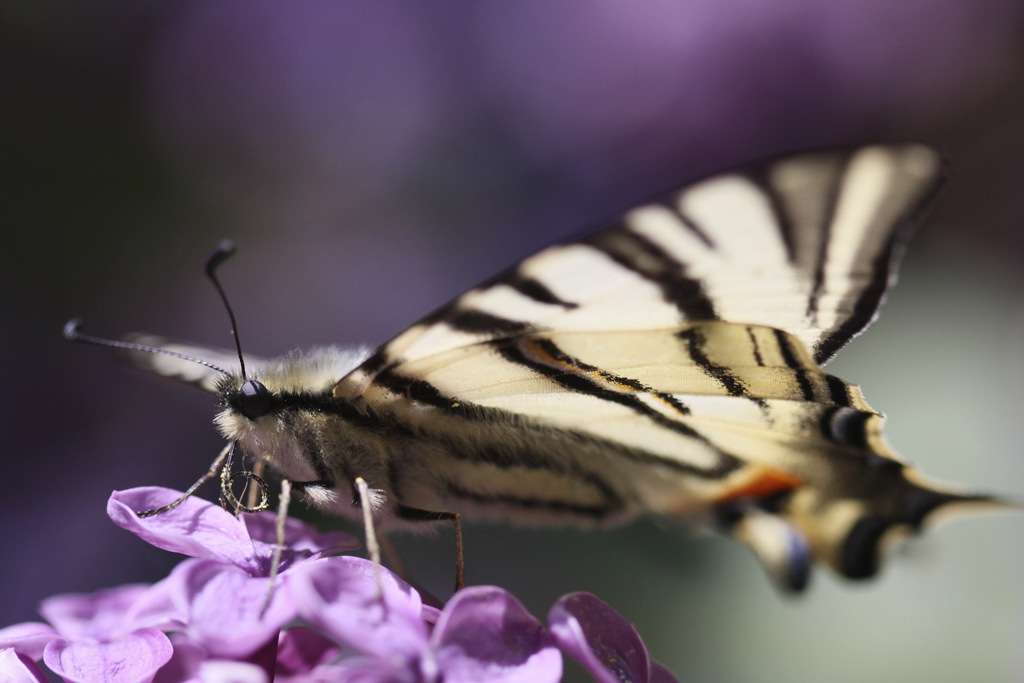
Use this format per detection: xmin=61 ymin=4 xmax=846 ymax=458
xmin=3 ymin=2 xmax=1024 ymax=681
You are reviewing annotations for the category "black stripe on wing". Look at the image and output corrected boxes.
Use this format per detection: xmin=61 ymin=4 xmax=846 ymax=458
xmin=497 ymin=337 xmax=700 ymax=429
xmin=772 ymin=329 xmax=815 ymax=401
xmin=743 ymin=165 xmax=808 ymax=264
xmin=677 ymin=327 xmax=769 ymax=413
xmin=505 ymin=273 xmax=579 ymax=309
xmin=808 ymin=151 xmax=945 ymax=365
xmin=824 ymin=374 xmax=852 ymax=407
xmin=583 ymin=225 xmax=718 ymax=322
xmin=811 ymin=231 xmax=909 ymax=366
xmin=372 ymin=365 xmax=741 ymax=480
xmin=436 ymin=309 xmax=533 ymax=336
xmin=746 ymin=327 xmax=767 ymax=367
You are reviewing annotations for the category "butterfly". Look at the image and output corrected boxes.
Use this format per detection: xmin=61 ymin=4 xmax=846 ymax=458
xmin=68 ymin=143 xmax=1005 ymax=593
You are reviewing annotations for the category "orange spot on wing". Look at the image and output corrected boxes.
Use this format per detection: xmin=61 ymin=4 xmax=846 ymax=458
xmin=713 ymin=467 xmax=803 ymax=505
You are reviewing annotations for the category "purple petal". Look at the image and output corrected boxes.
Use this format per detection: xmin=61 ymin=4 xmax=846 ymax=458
xmin=43 ymin=628 xmax=173 ymax=683
xmin=0 ymin=649 xmax=50 ymax=683
xmin=196 ymin=660 xmax=269 ymax=683
xmin=0 ymin=623 xmax=59 ymax=660
xmin=151 ymin=635 xmax=206 ymax=683
xmin=276 ymin=628 xmax=339 ymax=676
xmin=548 ymin=592 xmax=650 ymax=683
xmin=169 ymin=559 xmax=296 ymax=659
xmin=108 ymin=488 xmax=263 ymax=574
xmin=39 ymin=585 xmax=151 ymax=641
xmin=319 ymin=657 xmax=417 ymax=683
xmin=290 ymin=556 xmax=428 ymax=663
xmin=651 ymin=662 xmax=681 ymax=683
xmin=244 ymin=513 xmax=359 ymax=555
xmin=123 ymin=581 xmax=187 ymax=633
xmin=276 ymin=657 xmax=411 ymax=683
xmin=431 ymin=586 xmax=562 ymax=683
xmin=420 ymin=604 xmax=443 ymax=626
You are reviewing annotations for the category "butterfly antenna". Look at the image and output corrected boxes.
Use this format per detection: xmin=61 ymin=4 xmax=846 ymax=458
xmin=63 ymin=319 xmax=230 ymax=375
xmin=206 ymin=240 xmax=248 ymax=381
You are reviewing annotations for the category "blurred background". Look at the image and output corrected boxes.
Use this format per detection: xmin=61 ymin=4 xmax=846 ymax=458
xmin=3 ymin=2 xmax=1024 ymax=681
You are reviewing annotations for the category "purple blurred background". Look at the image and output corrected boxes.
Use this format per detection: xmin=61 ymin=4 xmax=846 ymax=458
xmin=4 ymin=2 xmax=1024 ymax=680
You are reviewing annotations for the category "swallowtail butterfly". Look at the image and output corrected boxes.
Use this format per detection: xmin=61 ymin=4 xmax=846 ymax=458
xmin=73 ymin=143 xmax=1005 ymax=592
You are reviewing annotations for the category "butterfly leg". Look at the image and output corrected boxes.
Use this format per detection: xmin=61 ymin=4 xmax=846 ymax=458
xmin=354 ymin=477 xmax=385 ymax=599
xmin=395 ymin=505 xmax=465 ymax=593
xmin=136 ymin=443 xmax=233 ymax=518
xmin=261 ymin=478 xmax=292 ymax=615
xmin=245 ymin=457 xmax=267 ymax=509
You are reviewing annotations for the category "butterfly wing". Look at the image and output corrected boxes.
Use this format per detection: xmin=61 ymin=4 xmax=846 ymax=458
xmin=336 ymin=144 xmax=995 ymax=589
xmin=342 ymin=143 xmax=942 ymax=392
xmin=121 ymin=334 xmax=250 ymax=392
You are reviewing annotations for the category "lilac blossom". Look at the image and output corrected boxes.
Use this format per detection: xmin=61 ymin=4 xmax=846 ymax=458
xmin=288 ymin=558 xmax=563 ymax=682
xmin=549 ymin=593 xmax=678 ymax=683
xmin=107 ymin=487 xmax=360 ymax=660
xmin=0 ymin=584 xmax=173 ymax=683
xmin=3 ymin=487 xmax=678 ymax=682
xmin=0 ymin=648 xmax=50 ymax=683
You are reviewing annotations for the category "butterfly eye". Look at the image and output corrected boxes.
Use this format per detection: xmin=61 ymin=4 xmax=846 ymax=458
xmin=238 ymin=380 xmax=271 ymax=419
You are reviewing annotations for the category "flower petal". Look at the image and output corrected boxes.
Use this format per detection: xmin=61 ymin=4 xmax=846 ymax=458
xmin=244 ymin=513 xmax=359 ymax=558
xmin=169 ymin=560 xmax=296 ymax=659
xmin=0 ymin=623 xmax=59 ymax=660
xmin=39 ymin=585 xmax=151 ymax=641
xmin=287 ymin=656 xmax=412 ymax=683
xmin=548 ymin=592 xmax=650 ymax=683
xmin=197 ymin=660 xmax=269 ymax=683
xmin=431 ymin=586 xmax=562 ymax=683
xmin=275 ymin=628 xmax=339 ymax=677
xmin=0 ymin=648 xmax=50 ymax=683
xmin=124 ymin=580 xmax=187 ymax=633
xmin=151 ymin=635 xmax=206 ymax=683
xmin=108 ymin=489 xmax=263 ymax=574
xmin=290 ymin=556 xmax=427 ymax=664
xmin=43 ymin=628 xmax=173 ymax=683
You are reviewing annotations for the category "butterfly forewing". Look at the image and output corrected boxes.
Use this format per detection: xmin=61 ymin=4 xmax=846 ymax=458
xmin=341 ymin=144 xmax=941 ymax=390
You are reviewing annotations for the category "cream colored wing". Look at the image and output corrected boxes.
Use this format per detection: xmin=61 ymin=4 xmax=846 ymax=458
xmin=122 ymin=335 xmax=249 ymax=393
xmin=339 ymin=143 xmax=942 ymax=406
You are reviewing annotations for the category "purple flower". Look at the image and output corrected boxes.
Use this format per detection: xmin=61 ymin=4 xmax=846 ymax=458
xmin=273 ymin=627 xmax=339 ymax=681
xmin=287 ymin=557 xmax=563 ymax=682
xmin=430 ymin=585 xmax=563 ymax=683
xmin=107 ymin=487 xmax=360 ymax=577
xmin=549 ymin=593 xmax=679 ymax=683
xmin=0 ymin=622 xmax=59 ymax=661
xmin=0 ymin=585 xmax=173 ymax=683
xmin=108 ymin=488 xmax=359 ymax=660
xmin=0 ymin=648 xmax=50 ymax=683
xmin=4 ymin=486 xmax=679 ymax=682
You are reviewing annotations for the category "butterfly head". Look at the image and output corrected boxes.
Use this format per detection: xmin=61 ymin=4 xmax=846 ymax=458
xmin=210 ymin=345 xmax=373 ymax=484
xmin=237 ymin=379 xmax=272 ymax=419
